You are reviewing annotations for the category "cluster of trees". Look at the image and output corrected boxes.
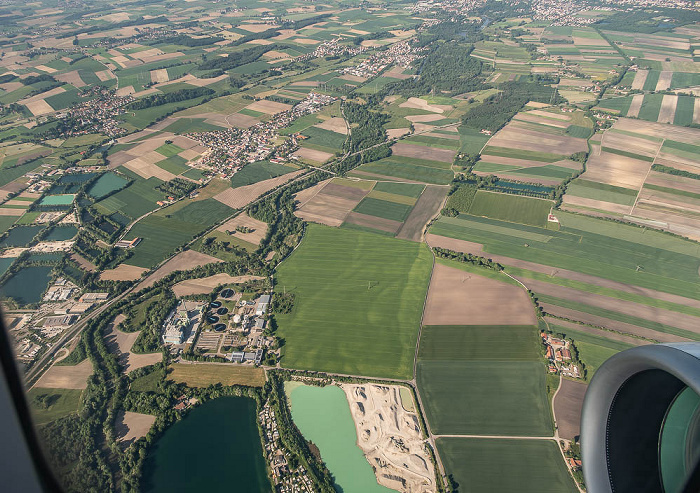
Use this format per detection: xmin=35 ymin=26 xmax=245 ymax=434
xmin=461 ymin=81 xmax=563 ymax=132
xmin=594 ymin=8 xmax=700 ymax=34
xmin=156 ymin=178 xmax=196 ymax=198
xmin=199 ymin=236 xmax=246 ymax=258
xmin=153 ymin=34 xmax=224 ymax=47
xmin=342 ymin=102 xmax=389 ymax=153
xmin=652 ymin=164 xmax=700 ymax=181
xmin=270 ymin=292 xmax=294 ymax=314
xmin=131 ymin=289 xmax=177 ymax=354
xmin=442 ymin=183 xmax=477 ymax=216
xmin=399 ymin=42 xmax=483 ymax=96
xmin=197 ymin=44 xmax=273 ymax=72
xmin=433 ymin=247 xmax=504 ymax=271
xmin=127 ymin=87 xmax=214 ymax=110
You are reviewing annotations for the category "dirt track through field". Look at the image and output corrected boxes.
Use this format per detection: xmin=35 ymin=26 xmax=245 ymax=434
xmin=539 ymin=304 xmax=691 ymax=343
xmin=396 ymin=185 xmax=447 ymax=242
xmin=422 ymin=263 xmax=537 ymax=326
xmin=543 ymin=317 xmax=647 ymax=346
xmin=424 ymin=234 xmax=700 ymax=310
xmin=526 ymin=279 xmax=700 ymax=335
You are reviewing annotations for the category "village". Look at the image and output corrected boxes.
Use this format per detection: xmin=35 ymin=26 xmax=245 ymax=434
xmin=188 ymin=92 xmax=337 ymax=177
xmin=259 ymin=399 xmax=316 ymax=493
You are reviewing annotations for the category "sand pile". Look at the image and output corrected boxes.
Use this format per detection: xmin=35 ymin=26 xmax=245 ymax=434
xmin=343 ymin=384 xmax=435 ymax=493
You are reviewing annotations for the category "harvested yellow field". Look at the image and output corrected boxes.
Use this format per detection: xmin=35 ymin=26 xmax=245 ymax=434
xmin=217 ymin=213 xmax=268 ymax=245
xmin=25 ymin=99 xmax=54 ymax=116
xmin=315 ymin=117 xmax=348 ymax=134
xmin=172 ymin=273 xmax=265 ymax=297
xmin=213 ymin=170 xmax=304 ymax=209
xmin=100 ymin=263 xmax=149 ymax=281
xmin=657 ymin=95 xmax=678 ymax=124
xmin=244 ymin=99 xmax=292 ymax=114
xmin=150 ymin=68 xmax=169 ymax=83
xmin=35 ymin=360 xmax=93 ymax=390
xmin=399 ymin=97 xmax=451 ymax=114
xmin=293 ymin=147 xmax=334 ymax=163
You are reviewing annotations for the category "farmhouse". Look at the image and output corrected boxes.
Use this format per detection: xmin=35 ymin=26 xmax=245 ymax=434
xmin=115 ymin=238 xmax=142 ymax=248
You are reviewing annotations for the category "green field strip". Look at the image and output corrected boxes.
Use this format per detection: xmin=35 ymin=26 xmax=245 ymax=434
xmin=595 ymin=96 xmax=632 ymax=115
xmin=642 ymin=70 xmax=661 ymax=91
xmin=548 ymin=324 xmax=635 ymax=351
xmin=353 ymin=196 xmax=413 ymax=222
xmin=365 ymin=189 xmax=417 ymax=206
xmin=419 ymin=325 xmax=541 ymax=361
xmin=481 ymin=146 xmax=564 ymax=163
xmin=600 ymin=146 xmax=655 ymax=162
xmin=468 ymin=191 xmax=552 ymax=227
xmin=536 ymin=294 xmax=700 ymax=341
xmin=356 ymin=160 xmax=454 ymax=185
xmin=606 ymin=128 xmax=664 ymax=143
xmin=674 ymin=96 xmax=696 ymax=126
xmin=437 ymin=215 xmax=553 ymax=242
xmin=638 ymin=93 xmax=664 ymax=122
xmin=566 ymin=183 xmax=637 ymax=206
xmin=662 ymin=140 xmax=700 ymax=158
xmin=385 ymin=154 xmax=454 ymax=170
xmin=507 ymin=165 xmax=577 ymax=180
xmin=339 ymin=221 xmax=396 ymax=237
xmin=437 ymin=438 xmax=577 ymax=493
xmin=510 ymin=266 xmax=700 ymax=317
xmin=473 ymin=161 xmax=520 ymax=172
xmin=372 ymin=181 xmax=424 ymax=198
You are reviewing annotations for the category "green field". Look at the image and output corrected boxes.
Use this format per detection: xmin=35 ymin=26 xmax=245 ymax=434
xmin=353 ymin=197 xmax=413 ymax=222
xmin=274 ymin=225 xmax=433 ymax=379
xmin=565 ymin=179 xmax=637 ymax=206
xmin=231 ymin=161 xmax=298 ymax=188
xmin=354 ymin=159 xmax=454 ymax=185
xmin=372 ymin=181 xmax=425 ymax=198
xmin=95 ymin=174 xmax=164 ymax=218
xmin=468 ymin=191 xmax=552 ymax=226
xmin=437 ymin=438 xmax=576 ymax=493
xmin=163 ymin=118 xmax=225 ymax=134
xmin=28 ymin=388 xmax=83 ymax=425
xmin=124 ymin=199 xmax=233 ymax=268
xmin=429 ymin=212 xmax=700 ymax=300
xmin=417 ymin=325 xmax=552 ymax=436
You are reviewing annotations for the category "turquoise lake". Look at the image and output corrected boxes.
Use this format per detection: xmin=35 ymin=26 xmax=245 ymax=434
xmin=142 ymin=396 xmax=269 ymax=493
xmin=287 ymin=383 xmax=392 ymax=493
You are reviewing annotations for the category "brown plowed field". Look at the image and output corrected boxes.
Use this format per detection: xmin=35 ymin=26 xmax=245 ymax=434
xmin=139 ymin=250 xmax=222 ymax=289
xmin=294 ymin=181 xmax=370 ymax=226
xmin=217 ymin=213 xmax=268 ymax=245
xmin=613 ymin=118 xmax=700 ymax=146
xmin=562 ymin=194 xmax=632 ymax=214
xmin=213 ymin=170 xmax=304 ymax=208
xmin=539 ymin=303 xmax=691 ymax=343
xmin=581 ymin=152 xmax=652 ymax=189
xmin=422 ymin=263 xmax=537 ymax=326
xmin=553 ymin=379 xmax=587 ymax=441
xmin=343 ymin=211 xmax=402 ymax=233
xmin=100 ymin=263 xmax=148 ymax=281
xmin=396 ymin=185 xmax=447 ymax=242
xmin=116 ymin=411 xmax=156 ymax=445
xmin=425 ymin=233 xmax=700 ymax=310
xmin=488 ymin=127 xmax=587 ymax=155
xmin=104 ymin=315 xmax=162 ymax=373
xmin=35 ymin=359 xmax=93 ymax=389
xmin=391 ymin=142 xmax=455 ymax=163
xmin=645 ymin=172 xmax=700 ymax=195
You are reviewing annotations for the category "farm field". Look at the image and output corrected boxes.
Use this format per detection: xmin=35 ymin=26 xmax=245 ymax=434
xmin=167 ymin=363 xmax=266 ymax=387
xmin=417 ymin=324 xmax=552 ymax=436
xmin=467 ymin=191 xmax=553 ymax=227
xmin=563 ymin=119 xmax=700 ymax=240
xmin=28 ymin=388 xmax=83 ymax=425
xmin=274 ymin=225 xmax=432 ymax=379
xmin=231 ymin=161 xmax=299 ymax=189
xmin=437 ymin=438 xmax=576 ymax=493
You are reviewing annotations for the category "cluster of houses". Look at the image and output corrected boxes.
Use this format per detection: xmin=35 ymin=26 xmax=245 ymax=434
xmin=542 ymin=332 xmax=582 ymax=378
xmin=259 ymin=399 xmax=316 ymax=493
xmin=188 ymin=92 xmax=337 ymax=178
xmin=297 ymin=37 xmax=368 ymax=62
xmin=59 ymin=86 xmax=134 ymax=137
xmin=340 ymin=40 xmax=424 ymax=79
